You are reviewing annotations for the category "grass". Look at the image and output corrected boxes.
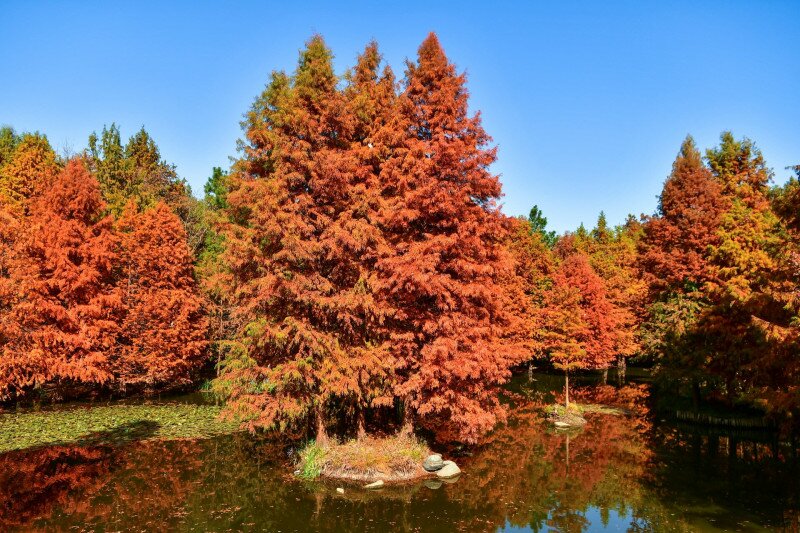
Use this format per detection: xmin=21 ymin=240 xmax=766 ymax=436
xmin=0 ymin=402 xmax=241 ymax=453
xmin=297 ymin=433 xmax=431 ymax=482
xmin=298 ymin=440 xmax=328 ymax=479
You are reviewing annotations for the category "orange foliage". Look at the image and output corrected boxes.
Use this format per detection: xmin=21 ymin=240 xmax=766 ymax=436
xmin=217 ymin=34 xmax=526 ymax=443
xmin=0 ymin=133 xmax=59 ymax=216
xmin=376 ymin=34 xmax=527 ymax=443
xmin=0 ymin=159 xmax=122 ymax=398
xmin=545 ymin=249 xmax=617 ymax=374
xmin=115 ymin=201 xmax=208 ymax=389
xmin=0 ymin=157 xmax=208 ymax=399
xmin=639 ymin=136 xmax=728 ymax=294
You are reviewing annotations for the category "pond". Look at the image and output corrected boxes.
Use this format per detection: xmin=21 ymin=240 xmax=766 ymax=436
xmin=1 ymin=372 xmax=798 ymax=532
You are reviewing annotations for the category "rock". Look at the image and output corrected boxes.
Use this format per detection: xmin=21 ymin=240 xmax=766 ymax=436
xmin=336 ymin=487 xmax=345 ymax=494
xmin=554 ymin=421 xmax=571 ymax=429
xmin=441 ymin=473 xmax=461 ymax=484
xmin=364 ymin=480 xmax=384 ymax=489
xmin=424 ymin=479 xmax=443 ymax=490
xmin=423 ymin=454 xmax=444 ymax=472
xmin=436 ymin=460 xmax=461 ymax=479
xmin=293 ymin=469 xmax=301 ymax=475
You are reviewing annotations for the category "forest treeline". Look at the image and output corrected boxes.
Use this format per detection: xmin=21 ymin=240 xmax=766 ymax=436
xmin=1 ymin=33 xmax=799 ymax=444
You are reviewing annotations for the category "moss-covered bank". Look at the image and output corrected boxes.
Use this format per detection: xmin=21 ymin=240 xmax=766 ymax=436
xmin=0 ymin=401 xmax=240 ymax=453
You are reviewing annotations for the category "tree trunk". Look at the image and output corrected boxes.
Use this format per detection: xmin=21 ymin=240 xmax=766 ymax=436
xmin=357 ymin=408 xmax=367 ymax=440
xmin=565 ymin=372 xmax=570 ymax=409
xmin=602 ymin=368 xmax=608 ymax=384
xmin=400 ymin=398 xmax=414 ymax=436
xmin=692 ymin=379 xmax=701 ymax=411
xmin=617 ymin=356 xmax=626 ymax=384
xmin=315 ymin=405 xmax=328 ymax=444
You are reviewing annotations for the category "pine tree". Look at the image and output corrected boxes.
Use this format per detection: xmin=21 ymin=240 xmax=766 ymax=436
xmin=528 ymin=205 xmax=557 ymax=247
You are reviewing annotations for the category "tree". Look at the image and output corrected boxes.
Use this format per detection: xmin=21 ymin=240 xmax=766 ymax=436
xmin=114 ymin=201 xmax=208 ymax=390
xmin=505 ymin=215 xmax=554 ymax=367
xmin=544 ymin=249 xmax=617 ymax=407
xmin=0 ymin=126 xmax=20 ymax=167
xmin=218 ymin=36 xmax=380 ymax=441
xmin=0 ymin=132 xmax=59 ymax=216
xmin=341 ymin=41 xmax=401 ymax=437
xmin=528 ymin=205 xmax=557 ymax=247
xmin=203 ymin=166 xmax=229 ymax=210
xmin=0 ymin=159 xmax=122 ymax=399
xmin=376 ymin=33 xmax=527 ymax=443
xmin=703 ymin=132 xmax=785 ymax=404
xmin=639 ymin=136 xmax=728 ymax=293
xmin=637 ymin=136 xmax=729 ymax=399
xmin=578 ymin=213 xmax=646 ymax=379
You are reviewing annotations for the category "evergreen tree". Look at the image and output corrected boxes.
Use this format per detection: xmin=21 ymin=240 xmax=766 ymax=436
xmin=528 ymin=205 xmax=557 ymax=247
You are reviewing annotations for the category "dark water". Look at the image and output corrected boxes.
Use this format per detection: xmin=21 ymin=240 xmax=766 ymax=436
xmin=2 ymin=373 xmax=799 ymax=532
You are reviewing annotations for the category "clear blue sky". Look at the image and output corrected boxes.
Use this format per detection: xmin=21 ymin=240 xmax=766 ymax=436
xmin=2 ymin=1 xmax=798 ymax=233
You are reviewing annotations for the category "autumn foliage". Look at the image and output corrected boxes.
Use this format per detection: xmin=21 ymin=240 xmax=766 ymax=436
xmin=0 ymin=132 xmax=207 ymax=400
xmin=215 ymin=34 xmax=526 ymax=444
xmin=3 ymin=33 xmax=800 ymax=447
xmin=115 ymin=202 xmax=207 ymax=389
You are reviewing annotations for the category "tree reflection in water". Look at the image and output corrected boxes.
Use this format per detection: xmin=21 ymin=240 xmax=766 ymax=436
xmin=1 ymin=383 xmax=799 ymax=532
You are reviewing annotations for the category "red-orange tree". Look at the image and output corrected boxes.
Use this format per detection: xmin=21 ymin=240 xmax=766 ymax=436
xmin=639 ymin=136 xmax=728 ymax=293
xmin=544 ymin=247 xmax=617 ymax=407
xmin=114 ymin=201 xmax=208 ymax=391
xmin=218 ymin=36 xmax=391 ymax=440
xmin=0 ymin=159 xmax=122 ymax=399
xmin=376 ymin=34 xmax=526 ymax=443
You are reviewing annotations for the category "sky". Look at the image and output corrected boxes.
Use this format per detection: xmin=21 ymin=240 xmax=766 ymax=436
xmin=1 ymin=1 xmax=798 ymax=233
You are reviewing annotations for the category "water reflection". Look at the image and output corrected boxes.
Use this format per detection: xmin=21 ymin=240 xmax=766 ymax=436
xmin=1 ymin=377 xmax=798 ymax=532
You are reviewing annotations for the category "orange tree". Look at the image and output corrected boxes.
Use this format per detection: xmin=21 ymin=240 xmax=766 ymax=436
xmin=376 ymin=34 xmax=527 ymax=443
xmin=544 ymin=246 xmax=617 ymax=407
xmin=114 ymin=201 xmax=207 ymax=391
xmin=0 ymin=158 xmax=122 ymax=399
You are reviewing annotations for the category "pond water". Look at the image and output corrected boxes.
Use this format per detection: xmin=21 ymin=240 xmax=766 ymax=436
xmin=2 ymin=372 xmax=798 ymax=532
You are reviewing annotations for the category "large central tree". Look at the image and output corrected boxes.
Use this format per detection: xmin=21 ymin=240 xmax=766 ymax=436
xmin=377 ymin=34 xmax=526 ymax=443
xmin=220 ymin=36 xmax=392 ymax=440
xmin=216 ymin=34 xmax=526 ymax=444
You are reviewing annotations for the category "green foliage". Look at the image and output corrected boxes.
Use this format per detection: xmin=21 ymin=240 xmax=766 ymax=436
xmin=87 ymin=124 xmax=189 ymax=216
xmin=0 ymin=125 xmax=20 ymax=166
xmin=0 ymin=402 xmax=239 ymax=453
xmin=528 ymin=204 xmax=557 ymax=247
xmin=297 ymin=440 xmax=328 ymax=479
xmin=204 ymin=166 xmax=229 ymax=210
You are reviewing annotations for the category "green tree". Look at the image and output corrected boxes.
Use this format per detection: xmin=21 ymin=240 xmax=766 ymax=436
xmin=528 ymin=205 xmax=557 ymax=247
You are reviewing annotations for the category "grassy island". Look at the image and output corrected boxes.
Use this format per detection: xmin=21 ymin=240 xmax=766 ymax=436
xmin=297 ymin=434 xmax=432 ymax=483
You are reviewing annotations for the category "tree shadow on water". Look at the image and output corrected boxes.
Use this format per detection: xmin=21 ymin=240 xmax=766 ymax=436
xmin=73 ymin=419 xmax=162 ymax=447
